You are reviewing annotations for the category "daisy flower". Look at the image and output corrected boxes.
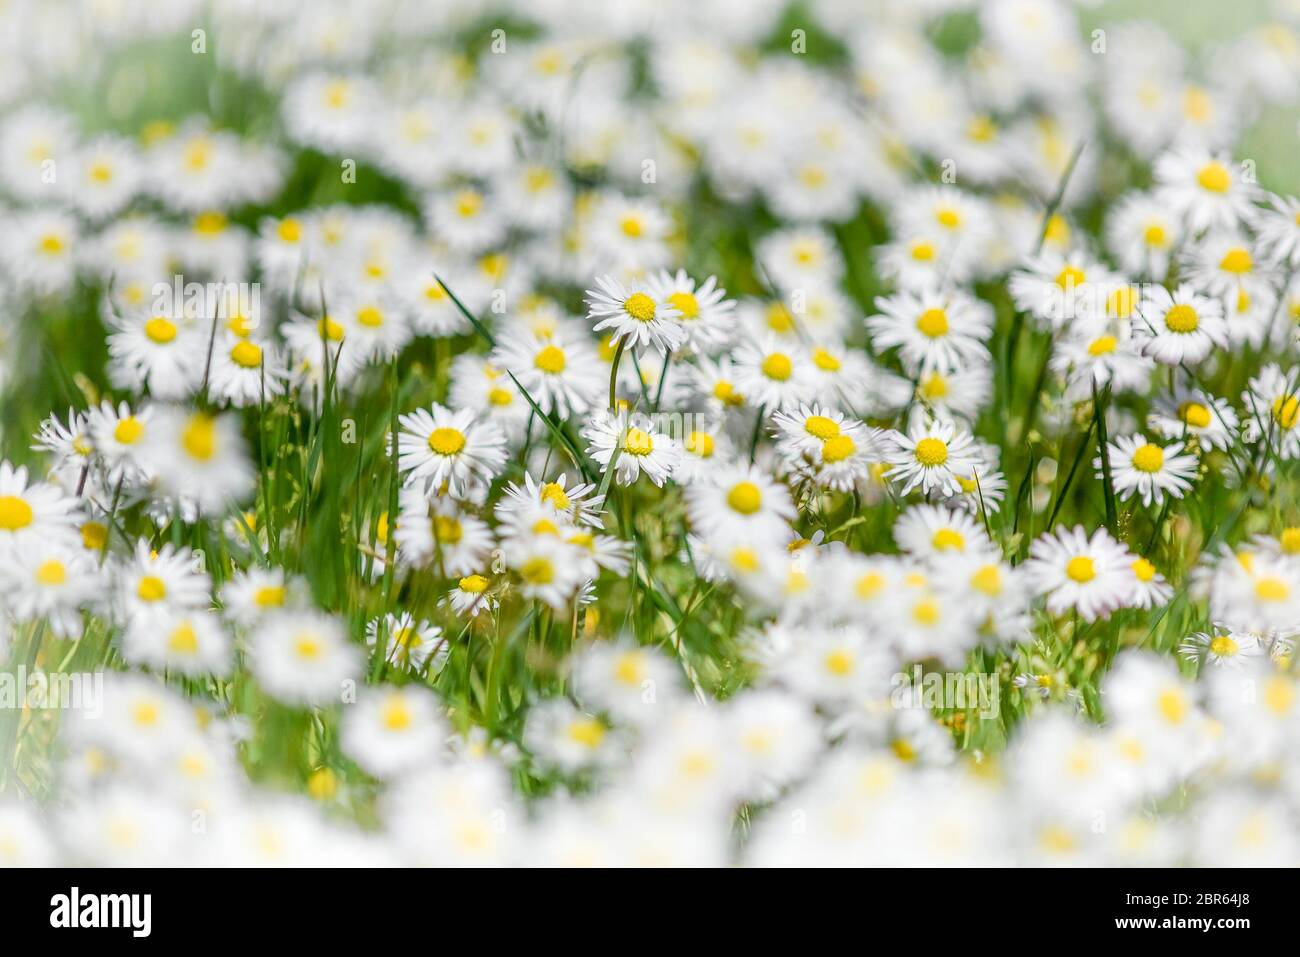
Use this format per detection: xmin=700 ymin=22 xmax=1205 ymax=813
xmin=444 ymin=573 xmax=497 ymax=618
xmin=523 ymin=698 xmax=622 ymax=775
xmin=502 ymin=535 xmax=587 ymax=611
xmin=396 ymin=403 xmax=508 ymax=500
xmin=645 ymin=269 xmax=736 ymax=353
xmin=686 ymin=463 xmax=796 ymax=548
xmin=1128 ymin=555 xmax=1174 ymax=610
xmin=394 ymin=489 xmax=494 ymax=576
xmin=1154 ymin=148 xmax=1258 ymax=233
xmin=1132 ymin=284 xmax=1228 ymax=365
xmin=0 ymin=542 xmax=100 ymax=638
xmin=366 ymin=612 xmax=447 ymax=674
xmin=866 ymin=288 xmax=992 ymax=374
xmin=732 ymin=336 xmax=812 ymax=411
xmin=219 ymin=567 xmax=301 ymax=626
xmin=1254 ymin=193 xmax=1300 ymax=267
xmin=492 ymin=327 xmax=604 ymax=419
xmin=892 ymin=504 xmax=994 ymax=562
xmin=249 ymin=611 xmax=361 ymax=707
xmin=496 ymin=472 xmax=605 ymax=528
xmin=1182 ymin=232 xmax=1277 ymax=303
xmin=1008 ymin=248 xmax=1107 ymax=330
xmin=123 ymin=609 xmax=232 ymax=678
xmin=105 ymin=307 xmax=202 ymax=400
xmin=885 ymin=419 xmax=981 ymax=497
xmin=1105 ymin=190 xmax=1181 ymax=278
xmin=1241 ymin=363 xmax=1300 ymax=460
xmin=85 ymin=400 xmax=156 ymax=484
xmin=1179 ymin=630 xmax=1263 ymax=669
xmin=1024 ymin=525 xmax=1135 ymax=622
xmin=1050 ymin=321 xmax=1154 ymax=398
xmin=1096 ymin=433 xmax=1199 ymax=507
xmin=114 ymin=540 xmax=211 ymax=626
xmin=138 ymin=407 xmax=255 ymax=516
xmin=0 ymin=461 xmax=81 ymax=558
xmin=342 ymin=685 xmax=448 ymax=778
xmin=673 ymin=424 xmax=733 ymax=485
xmin=755 ymin=226 xmax=844 ymax=293
xmin=1147 ymin=387 xmax=1239 ymax=451
xmin=582 ymin=412 xmax=680 ymax=488
xmin=585 ymin=275 xmax=683 ymax=355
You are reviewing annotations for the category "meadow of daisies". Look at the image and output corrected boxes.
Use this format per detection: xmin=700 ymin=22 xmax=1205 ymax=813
xmin=2 ymin=0 xmax=1300 ymax=868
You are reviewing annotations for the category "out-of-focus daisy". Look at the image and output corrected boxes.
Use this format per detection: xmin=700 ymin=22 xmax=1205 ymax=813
xmin=1024 ymin=525 xmax=1135 ymax=622
xmin=249 ymin=611 xmax=361 ymax=707
xmin=866 ymin=288 xmax=992 ymax=373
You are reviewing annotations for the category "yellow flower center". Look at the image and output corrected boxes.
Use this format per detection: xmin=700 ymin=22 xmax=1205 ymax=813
xmin=434 ymin=516 xmax=463 ymax=544
xmin=540 ymin=482 xmax=570 ymax=510
xmin=1055 ymin=265 xmax=1086 ymax=290
xmin=382 ymin=696 xmax=412 ymax=731
xmin=1180 ymin=402 xmax=1211 ymax=428
xmin=971 ymin=564 xmax=1001 ymax=596
xmin=713 ymin=380 xmax=743 ymax=405
xmin=0 ymin=496 xmax=34 ymax=532
xmin=459 ymin=574 xmax=489 ymax=593
xmin=1131 ymin=444 xmax=1164 ymax=472
xmin=35 ymin=560 xmax=66 ymax=585
xmin=935 ymin=207 xmax=961 ymax=229
xmin=761 ymin=352 xmax=793 ymax=381
xmin=821 ymin=434 xmax=855 ymax=463
xmin=913 ymin=437 xmax=948 ymax=467
xmin=1164 ymin=304 xmax=1199 ymax=333
xmin=355 ymin=305 xmax=384 ymax=328
xmin=168 ymin=622 xmax=199 ymax=653
xmin=428 ymin=427 xmax=466 ymax=456
xmin=521 ymin=557 xmax=554 ymax=584
xmin=137 ymin=575 xmax=167 ymax=601
xmin=912 ymin=600 xmax=940 ymax=625
xmin=1280 ymin=527 xmax=1300 ymax=554
xmin=1209 ymin=635 xmax=1239 ymax=657
xmin=277 ymin=218 xmax=302 ymax=243
xmin=81 ymin=522 xmax=107 ymax=550
xmin=623 ymin=428 xmax=654 ymax=456
xmin=1066 ymin=556 xmax=1095 ymax=583
xmin=1256 ymin=576 xmax=1290 ymax=602
xmin=1196 ymin=162 xmax=1231 ymax=193
xmin=455 ymin=190 xmax=482 ymax=218
xmin=230 ymin=341 xmax=262 ymax=368
xmin=39 ymin=233 xmax=65 ymax=255
xmin=727 ymin=481 xmax=763 ymax=514
xmin=811 ymin=347 xmax=841 ymax=371
xmin=668 ymin=291 xmax=699 ymax=319
xmin=910 ymin=240 xmax=935 ymax=262
xmin=1220 ymin=248 xmax=1252 ymax=274
xmin=534 ymin=344 xmax=566 ymax=374
xmin=931 ymin=528 xmax=964 ymax=551
xmin=144 ymin=317 xmax=178 ymax=344
xmin=254 ymin=585 xmax=285 ymax=607
xmin=804 ymin=415 xmax=840 ymax=440
xmin=318 ymin=316 xmax=345 ymax=341
xmin=1087 ymin=335 xmax=1117 ymax=356
xmin=915 ymin=308 xmax=949 ymax=338
xmin=294 ymin=635 xmax=321 ymax=660
xmin=620 ymin=215 xmax=643 ymax=238
xmin=623 ymin=292 xmax=656 ymax=322
xmin=488 ymin=387 xmax=513 ymax=406
xmin=181 ymin=414 xmax=217 ymax=461
xmin=824 ymin=649 xmax=854 ymax=676
xmin=685 ymin=431 xmax=714 ymax=458
xmin=1272 ymin=395 xmax=1300 ymax=429
xmin=1132 ymin=557 xmax=1156 ymax=582
xmin=1143 ymin=222 xmax=1168 ymax=247
xmin=194 ymin=211 xmax=226 ymax=235
xmin=567 ymin=719 xmax=606 ymax=748
xmin=1107 ymin=286 xmax=1138 ymax=319
xmin=1157 ymin=688 xmax=1187 ymax=724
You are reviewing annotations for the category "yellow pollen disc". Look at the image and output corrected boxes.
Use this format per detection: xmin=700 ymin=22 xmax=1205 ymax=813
xmin=685 ymin=431 xmax=714 ymax=458
xmin=1157 ymin=688 xmax=1187 ymax=724
xmin=811 ymin=346 xmax=841 ymax=371
xmin=81 ymin=522 xmax=107 ymax=550
xmin=935 ymin=207 xmax=961 ymax=229
xmin=568 ymin=719 xmax=606 ymax=748
xmin=1273 ymin=395 xmax=1300 ymax=429
xmin=931 ymin=528 xmax=964 ymax=551
xmin=915 ymin=308 xmax=949 ymax=338
xmin=729 ymin=548 xmax=760 ymax=573
xmin=1143 ymin=222 xmax=1168 ymax=247
xmin=181 ymin=414 xmax=217 ymax=461
xmin=318 ymin=316 xmax=345 ymax=341
xmin=307 ymin=768 xmax=337 ymax=800
xmin=194 ymin=211 xmax=226 ymax=235
xmin=971 ymin=564 xmax=1001 ymax=596
xmin=428 ymin=427 xmax=466 ymax=456
xmin=1131 ymin=443 xmax=1164 ymax=472
xmin=1066 ymin=556 xmax=1095 ymax=583
xmin=912 ymin=600 xmax=940 ymax=625
xmin=230 ymin=341 xmax=262 ymax=368
xmin=1280 ymin=527 xmax=1300 ymax=554
xmin=1107 ymin=287 xmax=1138 ymax=319
xmin=1045 ymin=214 xmax=1070 ymax=246
xmin=144 ymin=317 xmax=177 ymax=344
xmin=620 ymin=215 xmax=643 ymax=238
xmin=1164 ymin=303 xmax=1199 ymax=333
xmin=967 ymin=114 xmax=997 ymax=142
xmin=799 ymin=165 xmax=827 ymax=187
xmin=761 ymin=352 xmax=793 ymax=381
xmin=1264 ymin=676 xmax=1295 ymax=715
xmin=913 ymin=437 xmax=948 ymax=467
xmin=1256 ymin=576 xmax=1290 ymax=602
xmin=39 ymin=233 xmax=64 ymax=254
xmin=956 ymin=474 xmax=978 ymax=493
xmin=821 ymin=434 xmax=855 ymax=463
xmin=1220 ymin=248 xmax=1252 ymax=274
xmin=727 ymin=481 xmax=762 ymax=514
xmin=1209 ymin=635 xmax=1239 ymax=657
xmin=668 ymin=290 xmax=700 ymax=319
xmin=277 ymin=218 xmax=302 ymax=243
xmin=920 ymin=373 xmax=948 ymax=399
xmin=294 ymin=636 xmax=321 ymax=660
xmin=168 ymin=623 xmax=198 ymax=653
xmin=1132 ymin=557 xmax=1156 ymax=582
xmin=891 ymin=738 xmax=918 ymax=762
xmin=382 ymin=697 xmax=412 ymax=731
xmin=804 ymin=415 xmax=840 ymax=440
xmin=488 ymin=387 xmax=513 ymax=406
xmin=459 ymin=574 xmax=489 ymax=593
xmin=1196 ymin=162 xmax=1230 ymax=193
xmin=622 ymin=428 xmax=654 ymax=456
xmin=89 ymin=162 xmax=112 ymax=183
xmin=540 ymin=482 xmax=570 ymax=510
xmin=824 ymin=649 xmax=854 ymax=676
xmin=713 ymin=380 xmax=743 ymax=405
xmin=910 ymin=240 xmax=935 ymax=262
xmin=1180 ymin=402 xmax=1211 ymax=428
xmin=254 ymin=585 xmax=285 ymax=607
xmin=137 ymin=575 xmax=167 ymax=601
xmin=856 ymin=572 xmax=884 ymax=598
xmin=355 ymin=305 xmax=384 ymax=327
xmin=455 ymin=190 xmax=482 ymax=218
xmin=434 ymin=516 xmax=463 ymax=544
xmin=623 ymin=292 xmax=656 ymax=321
xmin=534 ymin=344 xmax=566 ymax=373
xmin=520 ymin=557 xmax=554 ymax=585
xmin=765 ymin=302 xmax=794 ymax=332
xmin=131 ymin=701 xmax=159 ymax=727
xmin=1087 ymin=335 xmax=1117 ymax=356
xmin=1055 ymin=265 xmax=1085 ymax=289
xmin=375 ymin=512 xmax=389 ymax=544
xmin=35 ymin=560 xmax=65 ymax=585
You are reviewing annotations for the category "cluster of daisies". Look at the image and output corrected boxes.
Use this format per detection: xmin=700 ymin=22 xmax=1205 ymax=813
xmin=3 ymin=0 xmax=1300 ymax=866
